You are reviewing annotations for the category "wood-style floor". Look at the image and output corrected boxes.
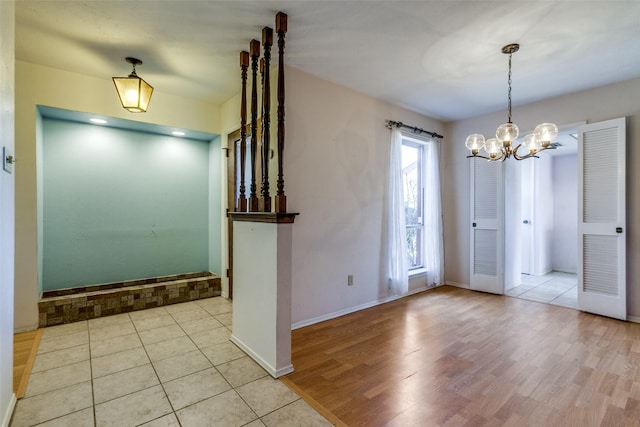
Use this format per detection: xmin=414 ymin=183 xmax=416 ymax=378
xmin=281 ymin=286 xmax=640 ymax=427
xmin=13 ymin=328 xmax=42 ymax=399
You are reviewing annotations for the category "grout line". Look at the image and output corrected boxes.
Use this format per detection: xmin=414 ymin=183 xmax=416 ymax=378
xmin=88 ymin=320 xmax=98 ymax=427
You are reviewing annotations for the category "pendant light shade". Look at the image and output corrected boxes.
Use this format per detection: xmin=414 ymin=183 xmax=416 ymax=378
xmin=112 ymin=57 xmax=154 ymax=113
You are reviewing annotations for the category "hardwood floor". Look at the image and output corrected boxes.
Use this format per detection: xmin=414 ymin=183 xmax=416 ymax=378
xmin=281 ymin=286 xmax=640 ymax=426
xmin=13 ymin=328 xmax=43 ymax=398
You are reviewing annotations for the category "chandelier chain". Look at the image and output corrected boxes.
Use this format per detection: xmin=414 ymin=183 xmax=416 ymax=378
xmin=507 ymin=52 xmax=512 ymax=123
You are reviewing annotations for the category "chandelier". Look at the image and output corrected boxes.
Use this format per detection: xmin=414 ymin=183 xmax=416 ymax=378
xmin=465 ymin=43 xmax=557 ymax=161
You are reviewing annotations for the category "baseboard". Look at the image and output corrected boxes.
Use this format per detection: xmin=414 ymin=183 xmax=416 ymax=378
xmin=230 ymin=335 xmax=293 ymax=378
xmin=627 ymin=315 xmax=640 ymax=324
xmin=292 ymin=294 xmax=403 ymax=330
xmin=1 ymin=394 xmax=16 ymax=427
xmin=445 ymin=280 xmax=470 ymax=289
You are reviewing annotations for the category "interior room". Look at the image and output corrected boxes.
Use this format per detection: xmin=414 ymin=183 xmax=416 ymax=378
xmin=2 ymin=1 xmax=640 ymax=426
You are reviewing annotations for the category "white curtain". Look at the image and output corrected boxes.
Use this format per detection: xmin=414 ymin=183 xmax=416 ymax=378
xmin=423 ymin=140 xmax=444 ymax=287
xmin=386 ymin=127 xmax=409 ymax=295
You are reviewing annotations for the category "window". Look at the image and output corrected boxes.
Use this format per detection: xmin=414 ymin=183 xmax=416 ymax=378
xmin=401 ymin=138 xmax=424 ymax=269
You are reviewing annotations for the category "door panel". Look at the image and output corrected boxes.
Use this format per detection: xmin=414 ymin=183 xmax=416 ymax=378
xmin=577 ymin=118 xmax=626 ymax=320
xmin=470 ymin=159 xmax=504 ymax=294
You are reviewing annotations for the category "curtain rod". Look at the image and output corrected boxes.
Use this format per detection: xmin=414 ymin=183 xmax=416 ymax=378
xmin=385 ymin=120 xmax=443 ymax=139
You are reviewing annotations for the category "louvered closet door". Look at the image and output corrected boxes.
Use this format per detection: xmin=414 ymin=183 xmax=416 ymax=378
xmin=578 ymin=118 xmax=626 ymax=320
xmin=469 ymin=159 xmax=504 ymax=294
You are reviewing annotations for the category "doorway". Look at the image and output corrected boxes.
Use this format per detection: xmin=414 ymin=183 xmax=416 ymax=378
xmin=504 ymin=127 xmax=578 ymax=308
xmin=225 ymin=121 xmax=261 ymax=299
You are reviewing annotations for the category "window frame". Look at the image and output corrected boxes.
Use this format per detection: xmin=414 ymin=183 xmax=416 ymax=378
xmin=401 ymin=136 xmax=426 ymax=271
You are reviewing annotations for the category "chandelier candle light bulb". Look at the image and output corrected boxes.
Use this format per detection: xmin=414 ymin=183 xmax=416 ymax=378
xmin=465 ymin=43 xmax=557 ymax=161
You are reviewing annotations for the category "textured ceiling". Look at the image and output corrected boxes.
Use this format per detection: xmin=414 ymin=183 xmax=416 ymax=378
xmin=15 ymin=0 xmax=640 ymax=121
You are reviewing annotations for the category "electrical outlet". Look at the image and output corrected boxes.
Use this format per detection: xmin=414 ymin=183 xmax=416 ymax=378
xmin=347 ymin=274 xmax=354 ymax=286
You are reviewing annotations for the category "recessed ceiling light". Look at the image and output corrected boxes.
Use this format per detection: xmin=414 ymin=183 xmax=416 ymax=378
xmin=90 ymin=118 xmax=107 ymax=124
xmin=172 ymin=131 xmax=185 ymax=137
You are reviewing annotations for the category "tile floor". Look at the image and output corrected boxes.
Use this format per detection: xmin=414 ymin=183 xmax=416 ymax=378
xmin=505 ymin=271 xmax=577 ymax=309
xmin=10 ymin=297 xmax=333 ymax=427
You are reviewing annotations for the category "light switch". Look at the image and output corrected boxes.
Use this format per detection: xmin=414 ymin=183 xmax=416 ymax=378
xmin=3 ymin=146 xmax=14 ymax=174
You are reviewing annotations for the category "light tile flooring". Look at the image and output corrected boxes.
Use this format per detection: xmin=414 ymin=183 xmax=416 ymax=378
xmin=505 ymin=271 xmax=578 ymax=309
xmin=10 ymin=297 xmax=332 ymax=427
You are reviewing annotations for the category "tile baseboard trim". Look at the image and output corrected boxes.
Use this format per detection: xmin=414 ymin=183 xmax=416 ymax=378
xmin=38 ymin=274 xmax=221 ymax=327
xmin=2 ymin=393 xmax=16 ymax=427
xmin=628 ymin=315 xmax=640 ymax=324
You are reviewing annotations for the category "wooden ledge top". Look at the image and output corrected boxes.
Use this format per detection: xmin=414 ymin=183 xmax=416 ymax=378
xmin=229 ymin=212 xmax=299 ymax=224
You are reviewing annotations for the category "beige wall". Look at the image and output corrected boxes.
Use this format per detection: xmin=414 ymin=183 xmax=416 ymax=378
xmin=282 ymin=67 xmax=445 ymax=326
xmin=1 ymin=0 xmax=16 ymax=422
xmin=442 ymin=77 xmax=640 ymax=319
xmin=14 ymin=61 xmax=222 ymax=331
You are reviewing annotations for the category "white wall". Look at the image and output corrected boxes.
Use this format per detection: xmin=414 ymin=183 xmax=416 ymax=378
xmin=533 ymin=155 xmax=554 ymax=275
xmin=552 ymin=154 xmax=578 ymax=273
xmin=443 ymin=77 xmax=640 ymax=318
xmin=504 ymin=161 xmax=521 ymax=289
xmin=15 ymin=61 xmax=222 ymax=331
xmin=283 ymin=67 xmax=445 ymax=326
xmin=0 ymin=1 xmax=16 ymax=424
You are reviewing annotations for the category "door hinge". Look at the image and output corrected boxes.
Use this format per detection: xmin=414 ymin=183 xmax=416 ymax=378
xmin=226 ymin=208 xmax=229 ymax=217
xmin=226 ymin=268 xmax=230 ymax=278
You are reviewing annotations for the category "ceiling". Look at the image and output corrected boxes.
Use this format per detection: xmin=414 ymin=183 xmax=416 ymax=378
xmin=15 ymin=1 xmax=640 ymax=122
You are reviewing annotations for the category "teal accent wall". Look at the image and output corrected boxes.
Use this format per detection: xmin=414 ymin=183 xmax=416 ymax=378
xmin=42 ymin=118 xmax=217 ymax=290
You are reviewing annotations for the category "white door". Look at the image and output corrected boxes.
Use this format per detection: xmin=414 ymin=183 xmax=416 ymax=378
xmin=577 ymin=118 xmax=626 ymax=320
xmin=469 ymin=159 xmax=504 ymax=294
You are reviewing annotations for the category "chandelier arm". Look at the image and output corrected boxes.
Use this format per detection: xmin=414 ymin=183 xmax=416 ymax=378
xmin=513 ymin=151 xmax=539 ymax=161
xmin=517 ymin=154 xmax=539 ymax=161
xmin=537 ymin=145 xmax=557 ymax=153
xmin=466 ymin=154 xmax=492 ymax=160
xmin=512 ymin=143 xmax=525 ymax=159
xmin=466 ymin=152 xmax=504 ymax=162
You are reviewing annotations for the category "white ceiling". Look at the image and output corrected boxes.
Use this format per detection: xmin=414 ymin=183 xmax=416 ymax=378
xmin=15 ymin=1 xmax=640 ymax=122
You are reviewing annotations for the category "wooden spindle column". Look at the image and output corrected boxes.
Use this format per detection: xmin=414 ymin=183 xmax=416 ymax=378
xmin=249 ymin=39 xmax=260 ymax=212
xmin=275 ymin=12 xmax=288 ymax=213
xmin=261 ymin=27 xmax=273 ymax=212
xmin=259 ymin=57 xmax=265 ymax=210
xmin=237 ymin=51 xmax=249 ymax=212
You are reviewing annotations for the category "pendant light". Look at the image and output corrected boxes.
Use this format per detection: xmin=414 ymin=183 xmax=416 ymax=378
xmin=112 ymin=57 xmax=154 ymax=113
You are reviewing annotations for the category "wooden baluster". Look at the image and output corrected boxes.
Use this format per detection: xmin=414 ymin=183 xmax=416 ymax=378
xmin=237 ymin=51 xmax=249 ymax=212
xmin=259 ymin=57 xmax=265 ymax=211
xmin=249 ymin=39 xmax=260 ymax=212
xmin=275 ymin=12 xmax=288 ymax=213
xmin=261 ymin=27 xmax=273 ymax=212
